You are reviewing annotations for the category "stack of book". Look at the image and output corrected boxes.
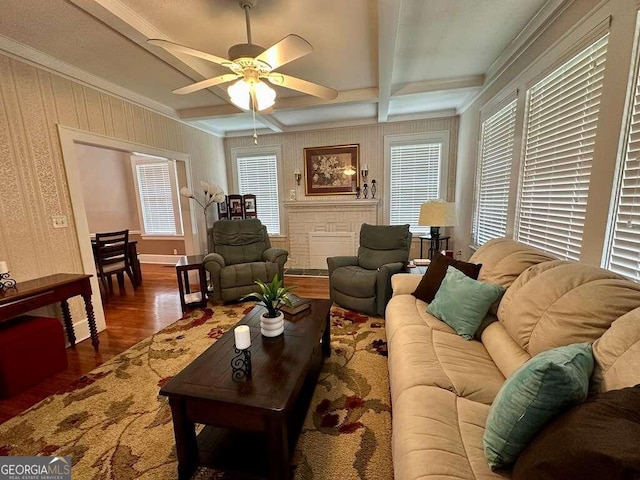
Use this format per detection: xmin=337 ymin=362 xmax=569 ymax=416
xmin=280 ymin=294 xmax=311 ymax=315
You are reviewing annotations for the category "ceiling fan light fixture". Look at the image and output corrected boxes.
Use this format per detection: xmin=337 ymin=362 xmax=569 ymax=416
xmin=227 ymin=79 xmax=275 ymax=112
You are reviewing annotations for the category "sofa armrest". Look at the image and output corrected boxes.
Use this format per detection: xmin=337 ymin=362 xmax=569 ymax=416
xmin=327 ymin=256 xmax=359 ymax=276
xmin=263 ymin=247 xmax=288 ymax=264
xmin=203 ymin=252 xmax=225 ymax=270
xmin=391 ymin=273 xmax=422 ymax=296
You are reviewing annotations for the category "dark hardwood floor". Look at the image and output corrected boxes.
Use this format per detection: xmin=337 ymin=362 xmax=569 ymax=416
xmin=0 ymin=264 xmax=329 ymax=425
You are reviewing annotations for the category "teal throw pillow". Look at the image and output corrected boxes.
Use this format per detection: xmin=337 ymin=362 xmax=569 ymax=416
xmin=483 ymin=342 xmax=594 ymax=470
xmin=426 ymin=265 xmax=505 ymax=339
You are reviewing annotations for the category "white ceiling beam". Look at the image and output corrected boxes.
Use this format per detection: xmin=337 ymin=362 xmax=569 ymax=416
xmin=177 ymin=88 xmax=379 ymax=120
xmin=377 ymin=0 xmax=403 ymax=123
xmin=392 ymin=75 xmax=485 ymax=97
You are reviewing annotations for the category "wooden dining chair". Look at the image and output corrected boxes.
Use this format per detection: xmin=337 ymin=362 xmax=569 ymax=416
xmin=94 ymin=230 xmax=136 ymax=299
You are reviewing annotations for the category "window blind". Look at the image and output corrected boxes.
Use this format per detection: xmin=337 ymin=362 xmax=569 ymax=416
xmin=237 ymin=154 xmax=280 ymax=235
xmin=516 ymin=34 xmax=609 ymax=261
xmin=607 ymin=42 xmax=640 ymax=280
xmin=389 ymin=142 xmax=442 ymax=231
xmin=135 ymin=162 xmax=177 ymax=235
xmin=473 ymin=99 xmax=518 ymax=246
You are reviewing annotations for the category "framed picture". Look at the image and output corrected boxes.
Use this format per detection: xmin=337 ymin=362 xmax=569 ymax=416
xmin=228 ymin=194 xmax=244 ymax=219
xmin=243 ymin=194 xmax=257 ymax=218
xmin=217 ymin=196 xmax=228 ymax=219
xmin=303 ymin=144 xmax=359 ymax=195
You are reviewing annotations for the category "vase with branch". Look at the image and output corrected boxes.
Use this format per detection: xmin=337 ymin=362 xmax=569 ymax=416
xmin=180 ymin=181 xmax=225 ymax=252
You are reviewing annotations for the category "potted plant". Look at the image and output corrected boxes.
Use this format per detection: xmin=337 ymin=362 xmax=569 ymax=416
xmin=240 ymin=275 xmax=294 ymax=337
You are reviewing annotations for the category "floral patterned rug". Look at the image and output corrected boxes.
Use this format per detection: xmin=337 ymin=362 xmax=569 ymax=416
xmin=0 ymin=304 xmax=392 ymax=479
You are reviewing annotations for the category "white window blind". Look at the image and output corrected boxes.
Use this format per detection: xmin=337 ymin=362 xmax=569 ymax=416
xmin=473 ymin=99 xmax=517 ymax=246
xmin=237 ymin=154 xmax=280 ymax=235
xmin=606 ymin=41 xmax=640 ymax=280
xmin=389 ymin=142 xmax=442 ymax=231
xmin=135 ymin=161 xmax=178 ymax=235
xmin=516 ymin=34 xmax=609 ymax=261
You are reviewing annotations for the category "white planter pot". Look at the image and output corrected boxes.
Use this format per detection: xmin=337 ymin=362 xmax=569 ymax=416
xmin=260 ymin=311 xmax=285 ymax=337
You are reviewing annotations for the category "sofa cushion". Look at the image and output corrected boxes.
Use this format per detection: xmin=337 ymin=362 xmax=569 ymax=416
xmin=385 ymin=294 xmax=455 ymax=343
xmin=427 ymin=266 xmax=505 ymax=340
xmin=387 ymin=325 xmax=454 ymax=404
xmin=213 ymin=219 xmax=270 ymax=264
xmin=513 ymin=385 xmax=640 ymax=480
xmin=497 ymin=261 xmax=640 ymax=356
xmin=481 ymin=321 xmax=531 ymax=379
xmin=484 ymin=342 xmax=594 ymax=469
xmin=432 ymin=330 xmax=505 ymax=405
xmin=592 ymin=306 xmax=640 ymax=393
xmin=470 ymin=238 xmax=556 ymax=289
xmin=220 ymin=262 xmax=279 ymax=289
xmin=412 ymin=252 xmax=482 ymax=303
xmin=393 ymin=386 xmax=506 ymax=480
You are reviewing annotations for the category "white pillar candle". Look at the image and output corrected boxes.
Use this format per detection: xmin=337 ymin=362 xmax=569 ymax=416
xmin=234 ymin=325 xmax=251 ymax=350
xmin=0 ymin=261 xmax=8 ymax=274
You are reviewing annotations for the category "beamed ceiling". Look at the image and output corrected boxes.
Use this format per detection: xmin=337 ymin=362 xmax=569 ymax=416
xmin=0 ymin=0 xmax=568 ymax=136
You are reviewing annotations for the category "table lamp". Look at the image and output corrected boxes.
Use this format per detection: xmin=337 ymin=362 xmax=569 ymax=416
xmin=418 ymin=201 xmax=458 ymax=249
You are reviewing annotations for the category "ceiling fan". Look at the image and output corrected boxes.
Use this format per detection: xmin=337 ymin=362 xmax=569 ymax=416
xmin=148 ymin=0 xmax=338 ymax=112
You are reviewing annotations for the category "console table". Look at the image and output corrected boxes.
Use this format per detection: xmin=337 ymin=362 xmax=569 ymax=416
xmin=0 ymin=274 xmax=99 ymax=350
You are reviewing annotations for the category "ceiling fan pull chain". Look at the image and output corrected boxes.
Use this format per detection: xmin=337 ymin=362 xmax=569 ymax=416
xmin=252 ymin=105 xmax=258 ymax=145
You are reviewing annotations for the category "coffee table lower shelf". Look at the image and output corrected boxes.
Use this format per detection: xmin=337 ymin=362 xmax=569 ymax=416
xmin=194 ymin=357 xmax=322 ymax=479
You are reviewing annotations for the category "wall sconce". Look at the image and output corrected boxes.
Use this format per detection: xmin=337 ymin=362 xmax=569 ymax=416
xmin=361 ymin=163 xmax=369 ymax=183
xmin=294 ymin=169 xmax=301 ymax=185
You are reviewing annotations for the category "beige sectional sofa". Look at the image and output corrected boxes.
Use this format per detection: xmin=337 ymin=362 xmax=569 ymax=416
xmin=386 ymin=238 xmax=640 ymax=479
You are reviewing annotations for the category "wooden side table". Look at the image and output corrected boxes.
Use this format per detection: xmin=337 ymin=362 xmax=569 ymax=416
xmin=175 ymin=255 xmax=208 ymax=313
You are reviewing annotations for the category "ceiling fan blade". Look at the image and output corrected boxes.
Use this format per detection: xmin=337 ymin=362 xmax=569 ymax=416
xmin=267 ymin=73 xmax=338 ymax=100
xmin=173 ymin=74 xmax=241 ymax=95
xmin=148 ymin=39 xmax=232 ymax=67
xmin=256 ymin=34 xmax=312 ymax=70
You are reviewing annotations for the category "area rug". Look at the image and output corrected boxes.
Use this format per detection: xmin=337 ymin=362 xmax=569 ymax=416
xmin=0 ymin=303 xmax=392 ymax=479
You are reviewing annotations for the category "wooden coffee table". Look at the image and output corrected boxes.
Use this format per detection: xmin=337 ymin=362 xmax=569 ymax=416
xmin=160 ymin=298 xmax=333 ymax=480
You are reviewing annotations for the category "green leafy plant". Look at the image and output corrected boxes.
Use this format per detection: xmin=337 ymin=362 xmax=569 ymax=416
xmin=240 ymin=275 xmax=294 ymax=318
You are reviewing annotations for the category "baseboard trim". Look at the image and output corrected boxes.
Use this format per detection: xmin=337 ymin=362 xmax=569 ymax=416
xmin=138 ymin=254 xmax=183 ymax=265
xmin=68 ymin=316 xmax=106 ymax=348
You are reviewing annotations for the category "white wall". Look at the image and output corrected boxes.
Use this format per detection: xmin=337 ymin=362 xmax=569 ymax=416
xmin=455 ymin=0 xmax=638 ymax=265
xmin=76 ymin=144 xmax=140 ymax=234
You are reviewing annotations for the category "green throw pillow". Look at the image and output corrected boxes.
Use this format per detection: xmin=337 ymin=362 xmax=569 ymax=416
xmin=483 ymin=342 xmax=594 ymax=470
xmin=426 ymin=266 xmax=505 ymax=339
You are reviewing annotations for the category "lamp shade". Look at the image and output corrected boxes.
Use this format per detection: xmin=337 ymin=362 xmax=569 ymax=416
xmin=418 ymin=201 xmax=458 ymax=227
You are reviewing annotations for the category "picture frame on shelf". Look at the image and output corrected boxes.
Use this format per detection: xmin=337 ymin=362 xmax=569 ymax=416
xmin=217 ymin=196 xmax=229 ymax=220
xmin=243 ymin=194 xmax=257 ymax=218
xmin=228 ymin=194 xmax=244 ymax=220
xmin=303 ymin=144 xmax=359 ymax=195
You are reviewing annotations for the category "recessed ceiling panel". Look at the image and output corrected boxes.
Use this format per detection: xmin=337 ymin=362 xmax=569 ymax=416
xmin=393 ymin=0 xmax=547 ymax=86
xmin=0 ymin=0 xmax=224 ymax=109
xmin=389 ymin=89 xmax=480 ymax=116
xmin=118 ymin=0 xmax=378 ymax=95
xmin=272 ymin=103 xmax=377 ymax=126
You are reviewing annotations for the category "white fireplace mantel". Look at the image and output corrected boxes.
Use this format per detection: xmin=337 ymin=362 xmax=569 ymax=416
xmin=283 ymin=199 xmax=380 ymax=268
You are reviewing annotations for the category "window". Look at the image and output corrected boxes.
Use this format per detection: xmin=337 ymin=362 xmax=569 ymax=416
xmin=387 ymin=133 xmax=448 ymax=232
xmin=516 ymin=34 xmax=609 ymax=261
xmin=606 ymin=36 xmax=640 ymax=280
xmin=133 ymin=157 xmax=182 ymax=236
xmin=473 ymin=99 xmax=517 ymax=246
xmin=237 ymin=153 xmax=280 ymax=235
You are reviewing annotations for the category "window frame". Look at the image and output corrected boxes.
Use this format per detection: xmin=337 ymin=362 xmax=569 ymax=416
xmin=131 ymin=155 xmax=184 ymax=239
xmin=472 ymin=96 xmax=518 ymax=247
xmin=514 ymin=33 xmax=609 ymax=261
xmin=231 ymin=145 xmax=283 ymax=236
xmin=384 ymin=131 xmax=450 ymax=234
